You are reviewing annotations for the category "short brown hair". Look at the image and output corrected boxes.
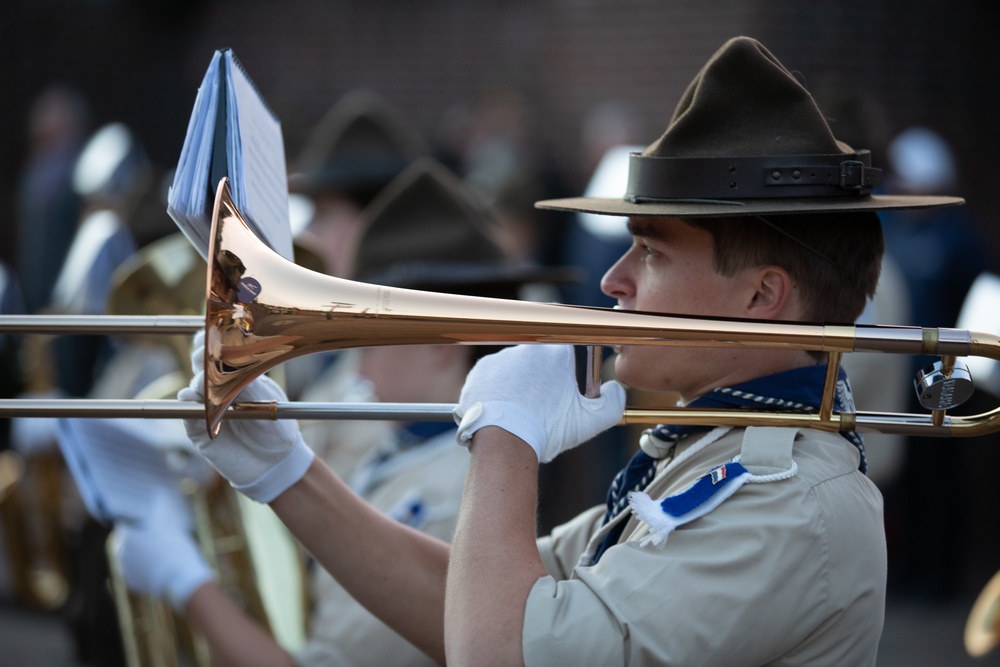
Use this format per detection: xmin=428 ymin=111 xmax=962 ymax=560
xmin=687 ymin=212 xmax=884 ymax=324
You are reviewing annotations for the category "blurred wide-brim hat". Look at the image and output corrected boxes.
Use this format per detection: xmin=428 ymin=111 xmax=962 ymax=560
xmin=354 ymin=157 xmax=580 ymax=297
xmin=537 ymin=37 xmax=963 ymax=218
xmin=288 ymin=90 xmax=427 ymax=199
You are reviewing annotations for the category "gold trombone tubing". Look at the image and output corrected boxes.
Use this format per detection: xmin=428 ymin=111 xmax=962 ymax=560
xmin=3 ymin=306 xmax=1000 ymax=438
xmin=0 ymin=314 xmax=202 ymax=334
xmin=2 ymin=397 xmax=999 ymax=438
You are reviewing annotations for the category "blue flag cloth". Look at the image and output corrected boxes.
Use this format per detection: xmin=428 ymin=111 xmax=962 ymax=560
xmin=629 ymin=460 xmax=752 ymax=548
xmin=590 ymin=363 xmax=862 ymax=564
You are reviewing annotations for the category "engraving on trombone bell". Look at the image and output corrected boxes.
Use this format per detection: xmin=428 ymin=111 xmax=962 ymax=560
xmin=237 ymin=277 xmax=262 ymax=303
xmin=377 ymin=287 xmax=392 ymax=313
xmin=325 ymin=302 xmax=357 ymax=316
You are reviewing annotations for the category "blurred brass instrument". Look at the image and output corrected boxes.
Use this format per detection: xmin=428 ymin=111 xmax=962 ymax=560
xmin=107 ymin=469 xmax=309 ymax=667
xmin=966 ymin=569 xmax=1000 ymax=658
xmin=0 ymin=448 xmax=69 ymax=610
xmin=57 ymin=233 xmax=308 ymax=667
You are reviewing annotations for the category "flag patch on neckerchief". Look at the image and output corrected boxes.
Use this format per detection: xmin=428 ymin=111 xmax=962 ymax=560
xmin=629 ymin=461 xmax=752 ymax=548
xmin=710 ymin=465 xmax=728 ymax=484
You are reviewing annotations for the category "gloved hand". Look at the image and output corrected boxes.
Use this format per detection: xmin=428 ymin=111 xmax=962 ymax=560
xmin=189 ymin=329 xmax=205 ymax=374
xmin=179 ymin=335 xmax=314 ymax=503
xmin=113 ymin=487 xmax=213 ymax=611
xmin=453 ymin=344 xmax=625 ymax=463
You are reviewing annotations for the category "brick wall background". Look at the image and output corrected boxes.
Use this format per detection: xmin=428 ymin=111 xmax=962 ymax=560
xmin=2 ymin=0 xmax=998 ymax=261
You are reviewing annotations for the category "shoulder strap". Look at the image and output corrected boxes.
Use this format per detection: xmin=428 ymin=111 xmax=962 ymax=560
xmin=739 ymin=426 xmax=797 ymax=475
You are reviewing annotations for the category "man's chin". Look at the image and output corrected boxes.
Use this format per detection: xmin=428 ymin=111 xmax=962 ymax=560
xmin=612 ymin=350 xmax=640 ymax=387
xmin=613 ymin=351 xmax=679 ymax=397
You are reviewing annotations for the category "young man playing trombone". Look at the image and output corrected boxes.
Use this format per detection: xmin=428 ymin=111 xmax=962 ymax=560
xmin=177 ymin=37 xmax=961 ymax=665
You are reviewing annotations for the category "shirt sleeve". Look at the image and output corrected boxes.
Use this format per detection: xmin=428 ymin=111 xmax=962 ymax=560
xmin=537 ymin=504 xmax=605 ymax=578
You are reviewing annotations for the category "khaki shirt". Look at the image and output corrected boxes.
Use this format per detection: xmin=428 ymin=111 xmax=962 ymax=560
xmin=526 ymin=426 xmax=886 ymax=666
xmin=297 ymin=350 xmax=393 ymax=483
xmin=294 ymin=428 xmax=467 ymax=667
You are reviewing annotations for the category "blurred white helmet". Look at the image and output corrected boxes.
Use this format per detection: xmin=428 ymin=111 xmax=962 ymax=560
xmin=887 ymin=126 xmax=956 ymax=194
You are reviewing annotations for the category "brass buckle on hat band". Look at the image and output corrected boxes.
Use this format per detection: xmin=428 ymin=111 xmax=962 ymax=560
xmin=624 ymin=152 xmax=883 ymax=202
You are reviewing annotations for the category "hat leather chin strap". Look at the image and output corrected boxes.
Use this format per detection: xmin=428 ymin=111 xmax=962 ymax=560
xmin=624 ymin=151 xmax=883 ymax=203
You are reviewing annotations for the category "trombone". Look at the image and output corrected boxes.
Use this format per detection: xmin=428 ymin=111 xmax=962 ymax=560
xmin=1 ymin=177 xmax=1000 ymax=439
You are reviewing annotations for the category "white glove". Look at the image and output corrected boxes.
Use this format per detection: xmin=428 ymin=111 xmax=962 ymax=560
xmin=113 ymin=487 xmax=213 ymax=611
xmin=453 ymin=345 xmax=625 ymax=463
xmin=179 ymin=338 xmax=314 ymax=503
xmin=189 ymin=329 xmax=205 ymax=374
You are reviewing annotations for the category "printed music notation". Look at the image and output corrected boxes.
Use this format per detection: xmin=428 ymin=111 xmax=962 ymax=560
xmin=167 ymin=48 xmax=294 ymax=263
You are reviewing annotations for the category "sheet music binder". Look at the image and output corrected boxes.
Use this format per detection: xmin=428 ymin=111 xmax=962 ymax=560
xmin=167 ymin=49 xmax=294 ymax=262
xmin=55 ymin=417 xmax=208 ymax=524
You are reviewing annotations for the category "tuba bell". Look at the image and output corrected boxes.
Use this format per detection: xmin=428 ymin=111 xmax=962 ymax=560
xmin=965 ymin=569 xmax=1000 ymax=658
xmin=94 ymin=232 xmax=310 ymax=666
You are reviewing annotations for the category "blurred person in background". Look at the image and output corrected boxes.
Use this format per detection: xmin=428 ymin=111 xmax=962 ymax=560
xmin=8 ymin=120 xmax=149 ymax=666
xmin=15 ymin=84 xmax=91 ymax=316
xmin=560 ymin=98 xmax=649 ymax=310
xmin=880 ymin=126 xmax=990 ymax=332
xmin=432 ymin=87 xmax=608 ymax=532
xmin=432 ymin=85 xmax=572 ymax=292
xmin=111 ymin=157 xmax=575 ymax=667
xmin=0 ymin=265 xmax=25 ymax=452
xmin=24 ymin=121 xmax=148 ymax=401
xmin=12 ymin=121 xmax=148 ymax=457
xmin=289 ymin=89 xmax=427 ymax=281
xmin=878 ymin=125 xmax=994 ymax=602
xmin=809 ymin=77 xmax=912 ymax=489
xmin=284 ymin=90 xmax=427 ymax=404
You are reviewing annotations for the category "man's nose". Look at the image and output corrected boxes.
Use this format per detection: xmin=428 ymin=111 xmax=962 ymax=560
xmin=600 ymin=256 xmax=630 ymax=300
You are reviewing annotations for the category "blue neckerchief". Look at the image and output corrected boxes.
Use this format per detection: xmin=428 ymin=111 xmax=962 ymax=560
xmin=351 ymin=421 xmax=458 ymax=498
xmin=365 ymin=421 xmax=457 ymax=471
xmin=396 ymin=420 xmax=457 ymax=450
xmin=591 ymin=363 xmax=863 ymax=564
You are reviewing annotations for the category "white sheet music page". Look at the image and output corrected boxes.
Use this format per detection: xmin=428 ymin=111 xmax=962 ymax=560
xmin=166 ymin=49 xmax=294 ymax=262
xmin=224 ymin=51 xmax=294 ymax=261
xmin=55 ymin=417 xmax=199 ymax=524
xmin=166 ymin=50 xmax=222 ymax=258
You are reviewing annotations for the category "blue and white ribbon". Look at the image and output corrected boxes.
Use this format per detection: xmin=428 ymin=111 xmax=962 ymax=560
xmin=629 ymin=452 xmax=799 ymax=548
xmin=629 ymin=461 xmax=752 ymax=547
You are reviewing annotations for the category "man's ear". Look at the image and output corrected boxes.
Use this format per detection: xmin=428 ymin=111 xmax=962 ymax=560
xmin=747 ymin=265 xmax=797 ymax=319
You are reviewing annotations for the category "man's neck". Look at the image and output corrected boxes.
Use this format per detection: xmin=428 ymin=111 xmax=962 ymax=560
xmin=679 ymin=349 xmax=818 ymax=405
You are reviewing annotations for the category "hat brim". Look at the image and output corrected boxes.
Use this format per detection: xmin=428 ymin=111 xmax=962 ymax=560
xmin=288 ymin=156 xmax=412 ymax=195
xmin=535 ymin=193 xmax=964 ymax=218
